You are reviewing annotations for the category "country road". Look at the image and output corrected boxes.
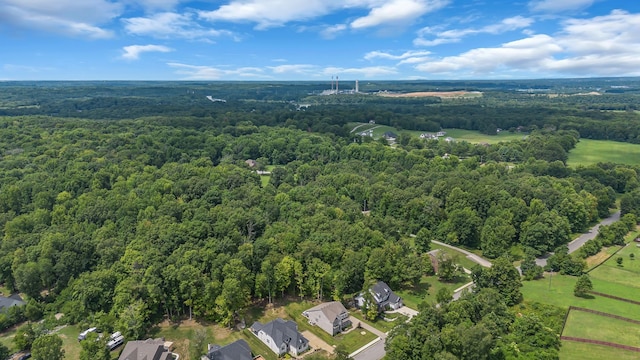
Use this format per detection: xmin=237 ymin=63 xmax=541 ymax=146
xmin=535 ymin=210 xmax=621 ymax=267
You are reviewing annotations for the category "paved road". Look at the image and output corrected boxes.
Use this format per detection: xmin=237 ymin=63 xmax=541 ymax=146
xmin=432 ymin=240 xmax=493 ymax=267
xmin=352 ymin=337 xmax=385 ymax=360
xmin=535 ymin=211 xmax=621 ymax=267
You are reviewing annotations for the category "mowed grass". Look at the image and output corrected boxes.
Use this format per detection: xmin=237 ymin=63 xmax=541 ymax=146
xmin=562 ymin=310 xmax=640 ymax=347
xmin=560 ymin=341 xmax=640 ymax=360
xmin=348 ymin=123 xmax=526 ymax=144
xmin=521 ymin=274 xmax=640 ymax=320
xmin=568 ymin=139 xmax=640 ymax=166
xmin=588 ymin=241 xmax=640 ymax=298
xmin=396 ymin=274 xmax=470 ymax=310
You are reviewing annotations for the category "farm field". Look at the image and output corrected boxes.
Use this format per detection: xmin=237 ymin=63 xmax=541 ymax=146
xmin=560 ymin=341 xmax=640 ymax=360
xmin=521 ymin=274 xmax=640 ymax=321
xmin=567 ymin=138 xmax=640 ymax=166
xmin=349 ymin=123 xmax=526 ymax=144
xmin=562 ymin=310 xmax=640 ymax=347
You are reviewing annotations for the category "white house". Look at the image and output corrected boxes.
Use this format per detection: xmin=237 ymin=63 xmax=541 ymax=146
xmin=251 ymin=318 xmax=309 ymax=356
xmin=356 ymin=281 xmax=403 ymax=312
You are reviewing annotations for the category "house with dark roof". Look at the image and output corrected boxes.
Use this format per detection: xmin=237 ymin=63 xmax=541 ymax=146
xmin=382 ymin=131 xmax=397 ymax=141
xmin=302 ymin=301 xmax=351 ymax=336
xmin=0 ymin=294 xmax=25 ymax=312
xmin=356 ymin=281 xmax=403 ymax=312
xmin=250 ymin=318 xmax=309 ymax=356
xmin=203 ymin=339 xmax=252 ymax=360
xmin=118 ymin=338 xmax=175 ymax=360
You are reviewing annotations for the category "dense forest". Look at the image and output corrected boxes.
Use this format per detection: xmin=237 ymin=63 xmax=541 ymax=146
xmin=0 ymin=81 xmax=639 ymax=359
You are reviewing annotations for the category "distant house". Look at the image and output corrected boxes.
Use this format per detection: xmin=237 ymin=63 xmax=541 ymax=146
xmin=0 ymin=294 xmax=25 ymax=313
xmin=369 ymin=120 xmax=376 ymax=124
xmin=436 ymin=131 xmax=446 ymax=137
xmin=245 ymin=159 xmax=257 ymax=168
xmin=444 ymin=137 xmax=454 ymax=143
xmin=203 ymin=339 xmax=252 ymax=360
xmin=302 ymin=301 xmax=352 ymax=336
xmin=251 ymin=318 xmax=309 ymax=356
xmin=118 ymin=338 xmax=174 ymax=360
xmin=420 ymin=133 xmax=437 ymax=140
xmin=382 ymin=131 xmax=397 ymax=141
xmin=356 ymin=281 xmax=403 ymax=312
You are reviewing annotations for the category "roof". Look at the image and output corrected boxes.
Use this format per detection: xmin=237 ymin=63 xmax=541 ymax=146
xmin=304 ymin=301 xmax=348 ymax=323
xmin=0 ymin=294 xmax=25 ymax=311
xmin=251 ymin=318 xmax=308 ymax=349
xmin=206 ymin=339 xmax=252 ymax=360
xmin=118 ymin=339 xmax=172 ymax=360
xmin=371 ymin=281 xmax=401 ymax=305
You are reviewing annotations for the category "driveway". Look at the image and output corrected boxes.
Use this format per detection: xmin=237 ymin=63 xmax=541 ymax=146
xmin=348 ymin=316 xmax=386 ymax=338
xmin=301 ymin=330 xmax=334 ymax=355
xmin=386 ymin=306 xmax=418 ymax=320
xmin=431 ymin=240 xmax=493 ymax=267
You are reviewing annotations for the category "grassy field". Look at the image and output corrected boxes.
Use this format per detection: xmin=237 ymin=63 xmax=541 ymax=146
xmin=396 ymin=274 xmax=470 ymax=310
xmin=567 ymin=139 xmax=640 ymax=166
xmin=560 ymin=341 xmax=640 ymax=360
xmin=430 ymin=243 xmax=481 ymax=270
xmin=348 ymin=311 xmax=404 ymax=334
xmin=348 ymin=123 xmax=526 ymax=144
xmin=521 ymin=274 xmax=640 ymax=320
xmin=562 ymin=310 xmax=640 ymax=347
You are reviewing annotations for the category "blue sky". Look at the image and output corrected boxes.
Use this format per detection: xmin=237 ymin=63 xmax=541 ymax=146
xmin=1 ymin=0 xmax=638 ymax=80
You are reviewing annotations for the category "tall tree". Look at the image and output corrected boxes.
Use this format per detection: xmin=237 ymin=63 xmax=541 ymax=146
xmin=31 ymin=334 xmax=64 ymax=360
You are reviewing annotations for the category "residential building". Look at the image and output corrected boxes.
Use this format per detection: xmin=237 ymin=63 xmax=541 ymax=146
xmin=356 ymin=281 xmax=403 ymax=312
xmin=302 ymin=301 xmax=352 ymax=336
xmin=118 ymin=338 xmax=175 ymax=360
xmin=203 ymin=339 xmax=252 ymax=360
xmin=250 ymin=318 xmax=309 ymax=356
xmin=0 ymin=294 xmax=25 ymax=312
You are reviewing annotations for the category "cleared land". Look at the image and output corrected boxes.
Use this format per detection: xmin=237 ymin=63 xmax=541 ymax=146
xmin=560 ymin=341 xmax=640 ymax=360
xmin=562 ymin=311 xmax=640 ymax=348
xmin=395 ymin=274 xmax=470 ymax=310
xmin=567 ymin=139 xmax=640 ymax=166
xmin=521 ymin=274 xmax=640 ymax=321
xmin=348 ymin=123 xmax=526 ymax=144
xmin=377 ymin=91 xmax=482 ymax=99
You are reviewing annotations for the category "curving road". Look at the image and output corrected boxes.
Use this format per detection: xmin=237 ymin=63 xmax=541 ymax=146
xmin=431 ymin=240 xmax=493 ymax=267
xmin=536 ymin=211 xmax=621 ymax=267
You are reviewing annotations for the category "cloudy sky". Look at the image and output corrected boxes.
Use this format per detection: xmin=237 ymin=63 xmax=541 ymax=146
xmin=1 ymin=0 xmax=638 ymax=80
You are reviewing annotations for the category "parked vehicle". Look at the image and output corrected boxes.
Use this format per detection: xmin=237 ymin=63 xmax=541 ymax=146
xmin=78 ymin=327 xmax=97 ymax=341
xmin=107 ymin=332 xmax=124 ymax=351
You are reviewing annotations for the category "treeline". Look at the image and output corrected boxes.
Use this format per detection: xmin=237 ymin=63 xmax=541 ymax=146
xmin=0 ymin=116 xmax=638 ymax=345
xmin=2 ymin=82 xmax=640 ymax=143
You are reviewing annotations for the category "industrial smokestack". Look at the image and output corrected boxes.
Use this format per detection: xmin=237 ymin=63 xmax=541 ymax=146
xmin=336 ymin=76 xmax=339 ymax=94
xmin=355 ymin=80 xmax=359 ymax=93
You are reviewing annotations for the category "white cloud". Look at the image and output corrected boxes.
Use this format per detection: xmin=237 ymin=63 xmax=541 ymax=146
xmin=123 ymin=12 xmax=234 ymax=40
xmin=122 ymin=44 xmax=173 ymax=60
xmin=529 ymin=0 xmax=595 ymax=13
xmin=413 ymin=10 xmax=640 ymax=77
xmin=0 ymin=0 xmax=121 ymax=38
xmin=132 ymin=0 xmax=183 ymax=11
xmin=414 ymin=16 xmax=534 ymax=46
xmin=269 ymin=64 xmax=317 ymax=75
xmin=199 ymin=0 xmax=449 ymax=30
xmin=351 ymin=0 xmax=449 ymax=29
xmin=364 ymin=50 xmax=431 ymax=61
xmin=320 ymin=24 xmax=347 ymax=39
xmin=167 ymin=62 xmax=269 ymax=79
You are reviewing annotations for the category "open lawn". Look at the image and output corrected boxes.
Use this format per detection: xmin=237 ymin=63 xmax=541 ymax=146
xmin=430 ymin=244 xmax=480 ymax=270
xmin=152 ymin=320 xmax=278 ymax=360
xmin=283 ymin=301 xmax=377 ymax=354
xmin=348 ymin=123 xmax=526 ymax=144
xmin=562 ymin=310 xmax=640 ymax=347
xmin=396 ymin=274 xmax=470 ymax=309
xmin=560 ymin=341 xmax=640 ymax=360
xmin=567 ymin=139 xmax=640 ymax=166
xmin=521 ymin=274 xmax=640 ymax=320
xmin=349 ymin=311 xmax=405 ymax=334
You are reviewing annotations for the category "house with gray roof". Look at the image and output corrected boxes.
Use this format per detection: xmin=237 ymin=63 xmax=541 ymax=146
xmin=118 ymin=338 xmax=174 ymax=360
xmin=356 ymin=281 xmax=403 ymax=312
xmin=0 ymin=294 xmax=25 ymax=312
xmin=302 ymin=301 xmax=351 ymax=336
xmin=203 ymin=339 xmax=252 ymax=360
xmin=250 ymin=318 xmax=309 ymax=356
